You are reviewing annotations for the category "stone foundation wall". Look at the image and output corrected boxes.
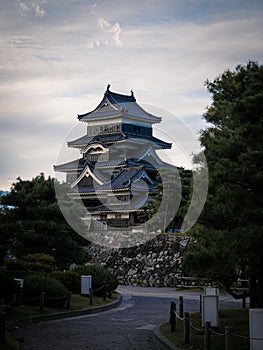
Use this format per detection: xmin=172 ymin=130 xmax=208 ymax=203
xmin=87 ymin=234 xmax=189 ymax=287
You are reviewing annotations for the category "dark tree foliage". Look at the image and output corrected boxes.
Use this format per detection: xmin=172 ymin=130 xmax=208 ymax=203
xmin=140 ymin=168 xmax=192 ymax=232
xmin=183 ymin=62 xmax=263 ymax=307
xmin=0 ymin=174 xmax=90 ymax=268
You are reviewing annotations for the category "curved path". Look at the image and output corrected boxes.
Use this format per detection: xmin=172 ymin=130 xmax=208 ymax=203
xmin=16 ymin=286 xmax=241 ymax=350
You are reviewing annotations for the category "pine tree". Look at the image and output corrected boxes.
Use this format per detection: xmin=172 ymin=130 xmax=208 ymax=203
xmin=0 ymin=174 xmax=89 ymax=268
xmin=183 ymin=62 xmax=263 ymax=307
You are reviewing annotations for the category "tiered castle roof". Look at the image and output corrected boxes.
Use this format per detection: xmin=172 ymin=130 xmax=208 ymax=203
xmin=78 ymin=85 xmax=161 ymax=123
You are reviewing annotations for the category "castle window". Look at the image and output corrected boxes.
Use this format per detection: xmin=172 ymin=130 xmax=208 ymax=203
xmin=87 ymin=123 xmax=121 ymax=135
xmin=122 ymin=123 xmax=151 ymax=136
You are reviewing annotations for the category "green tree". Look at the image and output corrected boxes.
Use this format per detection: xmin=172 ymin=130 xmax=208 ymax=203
xmin=183 ymin=62 xmax=263 ymax=307
xmin=0 ymin=174 xmax=90 ymax=268
xmin=140 ymin=168 xmax=192 ymax=232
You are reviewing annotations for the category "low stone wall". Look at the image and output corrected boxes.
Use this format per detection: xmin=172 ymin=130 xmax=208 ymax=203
xmin=88 ymin=234 xmax=189 ymax=287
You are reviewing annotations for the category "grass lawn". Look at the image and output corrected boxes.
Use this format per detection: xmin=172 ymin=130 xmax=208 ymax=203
xmin=1 ymin=293 xmax=118 ymax=350
xmin=6 ymin=293 xmax=118 ymax=322
xmin=160 ymin=309 xmax=249 ymax=350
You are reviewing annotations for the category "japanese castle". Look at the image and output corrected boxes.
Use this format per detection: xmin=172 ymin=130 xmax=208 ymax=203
xmin=54 ymin=85 xmax=176 ymax=231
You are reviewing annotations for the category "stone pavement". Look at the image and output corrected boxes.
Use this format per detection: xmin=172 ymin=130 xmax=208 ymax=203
xmin=15 ymin=286 xmax=242 ymax=350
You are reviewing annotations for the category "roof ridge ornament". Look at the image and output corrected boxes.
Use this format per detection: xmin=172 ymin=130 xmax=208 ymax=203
xmin=106 ymin=83 xmax=111 ymax=92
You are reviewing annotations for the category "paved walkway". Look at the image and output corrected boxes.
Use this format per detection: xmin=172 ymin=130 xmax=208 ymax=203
xmin=15 ymin=286 xmax=242 ymax=350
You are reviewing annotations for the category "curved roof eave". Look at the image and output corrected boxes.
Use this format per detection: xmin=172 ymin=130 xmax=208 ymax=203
xmin=78 ymin=111 xmax=160 ymax=124
xmin=77 ymin=92 xmax=120 ymax=120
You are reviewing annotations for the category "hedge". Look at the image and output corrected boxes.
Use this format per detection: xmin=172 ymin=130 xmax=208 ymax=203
xmin=51 ymin=271 xmax=80 ymax=293
xmin=73 ymin=264 xmax=118 ymax=295
xmin=23 ymin=274 xmax=69 ymax=308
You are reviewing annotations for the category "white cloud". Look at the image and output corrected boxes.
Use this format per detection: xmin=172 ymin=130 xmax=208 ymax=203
xmin=92 ymin=17 xmax=122 ymax=47
xmin=18 ymin=1 xmax=31 ymax=16
xmin=89 ymin=3 xmax=96 ymax=15
xmin=17 ymin=1 xmax=46 ymax=17
xmin=87 ymin=42 xmax=94 ymax=49
xmin=110 ymin=22 xmax=122 ymax=46
xmin=32 ymin=2 xmax=46 ymax=17
xmin=98 ymin=17 xmax=110 ymax=29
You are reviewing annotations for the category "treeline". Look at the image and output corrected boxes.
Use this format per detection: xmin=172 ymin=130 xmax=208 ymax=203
xmin=0 ymin=174 xmax=89 ymax=268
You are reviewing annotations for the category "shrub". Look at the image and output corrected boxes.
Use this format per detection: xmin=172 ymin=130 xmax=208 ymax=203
xmin=6 ymin=259 xmax=30 ymax=277
xmin=6 ymin=268 xmax=28 ymax=279
xmin=22 ymin=254 xmax=55 ymax=266
xmin=23 ymin=274 xmax=69 ymax=308
xmin=6 ymin=256 xmax=54 ymax=277
xmin=74 ymin=264 xmax=118 ymax=295
xmin=0 ymin=268 xmax=21 ymax=303
xmin=51 ymin=271 xmax=80 ymax=294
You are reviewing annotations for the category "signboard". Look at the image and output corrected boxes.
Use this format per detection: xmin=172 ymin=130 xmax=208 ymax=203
xmin=14 ymin=278 xmax=24 ymax=289
xmin=205 ymin=287 xmax=219 ymax=295
xmin=250 ymin=308 xmax=263 ymax=350
xmin=202 ymin=295 xmax=219 ymax=327
xmin=81 ymin=275 xmax=92 ymax=295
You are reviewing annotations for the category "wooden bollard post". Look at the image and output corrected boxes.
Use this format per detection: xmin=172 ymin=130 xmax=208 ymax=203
xmin=204 ymin=321 xmax=211 ymax=350
xmin=169 ymin=301 xmax=176 ymax=333
xmin=103 ymin=282 xmax=106 ymax=301
xmin=89 ymin=288 xmax=93 ymax=305
xmin=225 ymin=326 xmax=233 ymax=350
xmin=184 ymin=312 xmax=190 ymax=344
xmin=66 ymin=292 xmax=72 ymax=308
xmin=242 ymin=296 xmax=246 ymax=309
xmin=0 ymin=313 xmax=6 ymax=343
xmin=179 ymin=296 xmax=184 ymax=318
xmin=39 ymin=292 xmax=45 ymax=312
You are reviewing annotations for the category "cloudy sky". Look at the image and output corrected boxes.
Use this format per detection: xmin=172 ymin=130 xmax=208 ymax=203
xmin=0 ymin=0 xmax=262 ymax=190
